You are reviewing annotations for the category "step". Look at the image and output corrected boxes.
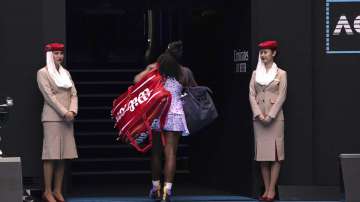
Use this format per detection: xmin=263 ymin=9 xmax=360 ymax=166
xmin=77 ymin=144 xmax=189 ymax=149
xmin=75 ymin=119 xmax=114 ymax=123
xmin=78 ymin=94 xmax=119 ymax=107
xmin=77 ymin=146 xmax=143 ymax=159
xmin=71 ymin=157 xmax=190 ymax=172
xmin=76 ymin=131 xmax=117 ymax=136
xmin=75 ymin=132 xmax=192 ymax=147
xmin=71 ymin=170 xmax=190 ymax=176
xmin=67 ymin=59 xmax=142 ymax=69
xmin=77 ymin=106 xmax=112 ymax=120
xmin=76 ymin=81 xmax=131 ymax=94
xmin=77 ymin=144 xmax=190 ymax=159
xmin=75 ymin=132 xmax=118 ymax=145
xmin=70 ymin=170 xmax=191 ymax=185
xmin=70 ymin=69 xmax=142 ymax=82
xmin=74 ymin=119 xmax=115 ymax=132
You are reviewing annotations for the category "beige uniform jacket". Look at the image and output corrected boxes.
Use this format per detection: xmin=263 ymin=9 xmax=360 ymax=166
xmin=37 ymin=67 xmax=78 ymax=122
xmin=249 ymin=68 xmax=287 ymax=121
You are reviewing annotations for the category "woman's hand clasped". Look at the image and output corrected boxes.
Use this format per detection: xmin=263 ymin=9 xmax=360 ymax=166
xmin=64 ymin=111 xmax=75 ymax=122
xmin=258 ymin=114 xmax=265 ymax=121
xmin=257 ymin=114 xmax=273 ymax=125
xmin=263 ymin=115 xmax=273 ymax=124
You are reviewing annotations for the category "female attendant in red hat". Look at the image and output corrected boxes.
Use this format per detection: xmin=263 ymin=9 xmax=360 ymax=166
xmin=249 ymin=40 xmax=287 ymax=202
xmin=37 ymin=43 xmax=78 ymax=202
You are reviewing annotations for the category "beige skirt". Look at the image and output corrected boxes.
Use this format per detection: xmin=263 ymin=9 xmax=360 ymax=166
xmin=42 ymin=121 xmax=78 ymax=160
xmin=253 ymin=120 xmax=285 ymax=161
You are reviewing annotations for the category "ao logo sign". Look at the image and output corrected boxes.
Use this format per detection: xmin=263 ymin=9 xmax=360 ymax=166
xmin=333 ymin=15 xmax=360 ymax=35
xmin=326 ymin=0 xmax=360 ymax=54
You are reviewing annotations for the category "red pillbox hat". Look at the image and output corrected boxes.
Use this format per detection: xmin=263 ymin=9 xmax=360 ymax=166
xmin=45 ymin=43 xmax=64 ymax=51
xmin=258 ymin=40 xmax=278 ymax=49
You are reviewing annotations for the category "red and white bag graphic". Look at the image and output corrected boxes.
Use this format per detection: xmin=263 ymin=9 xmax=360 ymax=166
xmin=111 ymin=65 xmax=171 ymax=153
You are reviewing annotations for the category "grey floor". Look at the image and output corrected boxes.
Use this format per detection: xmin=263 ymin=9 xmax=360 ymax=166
xmin=67 ymin=196 xmax=340 ymax=202
xmin=278 ymin=185 xmax=341 ymax=201
xmin=65 ymin=184 xmax=342 ymax=202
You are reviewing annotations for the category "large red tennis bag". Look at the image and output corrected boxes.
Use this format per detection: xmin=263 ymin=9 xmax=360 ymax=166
xmin=111 ymin=65 xmax=171 ymax=153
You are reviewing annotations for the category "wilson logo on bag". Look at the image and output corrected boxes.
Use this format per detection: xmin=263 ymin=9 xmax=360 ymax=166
xmin=111 ymin=65 xmax=171 ymax=153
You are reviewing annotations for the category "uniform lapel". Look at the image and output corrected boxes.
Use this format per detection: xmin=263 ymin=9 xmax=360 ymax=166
xmin=264 ymin=70 xmax=280 ymax=89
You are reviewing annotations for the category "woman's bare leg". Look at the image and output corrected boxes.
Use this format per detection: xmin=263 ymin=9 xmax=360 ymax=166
xmin=267 ymin=161 xmax=281 ymax=199
xmin=260 ymin=161 xmax=271 ymax=198
xmin=163 ymin=132 xmax=180 ymax=183
xmin=151 ymin=131 xmax=163 ymax=182
xmin=53 ymin=160 xmax=65 ymax=201
xmin=43 ymin=160 xmax=56 ymax=202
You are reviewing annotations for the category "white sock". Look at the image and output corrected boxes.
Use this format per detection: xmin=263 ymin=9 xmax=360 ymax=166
xmin=164 ymin=182 xmax=173 ymax=190
xmin=152 ymin=180 xmax=160 ymax=188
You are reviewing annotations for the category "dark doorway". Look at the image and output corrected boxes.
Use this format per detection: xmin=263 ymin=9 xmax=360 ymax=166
xmin=66 ymin=1 xmax=147 ymax=68
xmin=66 ymin=0 xmax=253 ymax=197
